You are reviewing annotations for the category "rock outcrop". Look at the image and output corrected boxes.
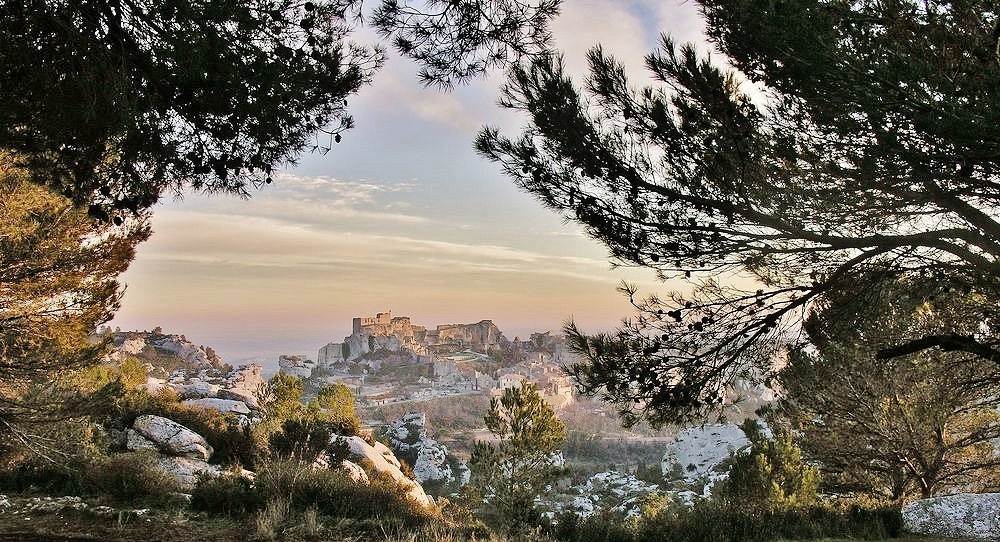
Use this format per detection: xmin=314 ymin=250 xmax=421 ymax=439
xmin=126 ymin=415 xmax=219 ymax=488
xmin=154 ymin=456 xmax=220 ymax=488
xmin=217 ymin=364 xmax=264 ymax=408
xmin=540 ymin=471 xmax=663 ymax=519
xmin=110 ymin=330 xmax=223 ymax=370
xmin=278 ymin=354 xmax=317 ymax=378
xmin=662 ymin=424 xmax=750 ymax=485
xmin=334 ymin=435 xmax=432 ymax=507
xmin=386 ymin=412 xmax=454 ymax=485
xmin=902 ymin=493 xmax=1000 ymax=540
xmin=130 ymin=415 xmax=213 ymax=460
xmin=340 ymin=460 xmax=369 ymax=484
xmin=182 ymin=398 xmax=252 ymax=416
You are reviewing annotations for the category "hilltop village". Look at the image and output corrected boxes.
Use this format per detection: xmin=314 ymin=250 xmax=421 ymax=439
xmin=278 ymin=311 xmax=576 ymax=407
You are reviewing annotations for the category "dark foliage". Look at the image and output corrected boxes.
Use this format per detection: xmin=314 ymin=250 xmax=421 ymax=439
xmin=372 ymin=0 xmax=560 ymax=88
xmin=477 ymin=0 xmax=1000 ymax=425
xmin=193 ymin=459 xmax=437 ymax=527
xmin=554 ymin=500 xmax=902 ymax=542
xmin=777 ymin=272 xmax=1000 ymax=499
xmin=1 ymin=0 xmax=383 ymax=215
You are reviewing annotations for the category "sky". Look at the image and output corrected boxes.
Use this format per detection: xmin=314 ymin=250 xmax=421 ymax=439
xmin=109 ymin=0 xmax=711 ymax=363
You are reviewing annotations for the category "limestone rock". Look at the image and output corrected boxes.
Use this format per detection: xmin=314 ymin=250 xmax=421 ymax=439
xmin=662 ymin=424 xmax=750 ymax=483
xmin=218 ymin=364 xmax=264 ymax=409
xmin=386 ymin=412 xmax=453 ymax=484
xmin=902 ymin=493 xmax=1000 ymax=540
xmin=182 ymin=398 xmax=251 ymax=415
xmin=132 ymin=415 xmax=213 ymax=461
xmin=339 ymin=460 xmax=369 ymax=484
xmin=142 ymin=377 xmax=167 ymax=394
xmin=125 ymin=429 xmax=160 ymax=453
xmin=413 ymin=442 xmax=452 ymax=484
xmin=372 ymin=439 xmax=402 ymax=469
xmin=334 ymin=435 xmax=431 ymax=506
xmin=539 ymin=471 xmax=662 ymax=519
xmin=153 ymin=456 xmax=220 ymax=489
xmin=174 ymin=381 xmax=220 ymax=400
xmin=278 ymin=354 xmax=316 ymax=378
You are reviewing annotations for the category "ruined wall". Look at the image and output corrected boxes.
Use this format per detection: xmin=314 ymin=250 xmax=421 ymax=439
xmin=435 ymin=320 xmax=509 ymax=351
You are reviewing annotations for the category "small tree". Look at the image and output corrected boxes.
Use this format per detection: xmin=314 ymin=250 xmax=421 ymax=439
xmin=715 ymin=420 xmax=819 ymax=510
xmin=311 ymin=382 xmax=361 ymax=435
xmin=467 ymin=383 xmax=565 ymax=532
xmin=256 ymin=373 xmax=306 ymax=439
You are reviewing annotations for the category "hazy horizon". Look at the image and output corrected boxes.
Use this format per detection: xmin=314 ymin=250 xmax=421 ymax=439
xmin=108 ymin=1 xmax=708 ymax=367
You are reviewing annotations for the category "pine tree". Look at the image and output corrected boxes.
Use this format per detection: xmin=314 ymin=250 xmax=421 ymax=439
xmin=1 ymin=0 xmax=384 ymax=214
xmin=476 ymin=0 xmax=1000 ymax=425
xmin=777 ymin=273 xmax=1000 ymax=499
xmin=716 ymin=420 xmax=819 ymax=510
xmin=467 ymin=383 xmax=565 ymax=532
xmin=0 ymin=153 xmax=149 ymax=455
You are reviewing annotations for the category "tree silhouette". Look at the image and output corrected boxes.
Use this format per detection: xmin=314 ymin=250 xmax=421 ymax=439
xmin=373 ymin=0 xmax=560 ymax=89
xmin=1 ymin=0 xmax=384 ymax=216
xmin=476 ymin=1 xmax=1000 ymax=424
xmin=777 ymin=272 xmax=1000 ymax=500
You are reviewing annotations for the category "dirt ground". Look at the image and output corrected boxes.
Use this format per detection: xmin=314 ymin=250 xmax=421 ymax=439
xmin=0 ymin=508 xmax=246 ymax=542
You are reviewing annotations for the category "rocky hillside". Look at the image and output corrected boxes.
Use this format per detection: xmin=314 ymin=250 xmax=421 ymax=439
xmin=110 ymin=328 xmax=226 ymax=374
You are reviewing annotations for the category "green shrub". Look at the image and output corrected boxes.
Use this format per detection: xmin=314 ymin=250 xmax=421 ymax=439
xmin=557 ymin=511 xmax=635 ymax=542
xmin=190 ymin=472 xmax=262 ymax=516
xmin=631 ymin=499 xmax=902 ymax=542
xmin=264 ymin=461 xmax=436 ymax=525
xmin=715 ymin=420 xmax=820 ymax=510
xmin=0 ymin=418 xmax=109 ymax=495
xmin=0 ymin=458 xmax=87 ymax=495
xmin=518 ymin=496 xmax=903 ymax=542
xmin=83 ymin=452 xmax=182 ymax=506
xmin=118 ymin=389 xmax=265 ymax=468
xmin=268 ymin=418 xmax=333 ymax=461
xmin=195 ymin=459 xmax=438 ymax=529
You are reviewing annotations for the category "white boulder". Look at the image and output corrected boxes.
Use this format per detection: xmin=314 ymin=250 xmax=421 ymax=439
xmin=141 ymin=377 xmax=167 ymax=394
xmin=182 ymin=398 xmax=251 ymax=415
xmin=662 ymin=424 xmax=750 ymax=483
xmin=132 ymin=415 xmax=213 ymax=461
xmin=125 ymin=429 xmax=160 ymax=453
xmin=334 ymin=435 xmax=431 ymax=507
xmin=339 ymin=460 xmax=370 ymax=484
xmin=386 ymin=412 xmax=454 ymax=484
xmin=218 ymin=364 xmax=264 ymax=408
xmin=153 ymin=456 xmax=220 ymax=488
xmin=174 ymin=381 xmax=220 ymax=399
xmin=413 ymin=441 xmax=452 ymax=484
xmin=902 ymin=493 xmax=1000 ymax=540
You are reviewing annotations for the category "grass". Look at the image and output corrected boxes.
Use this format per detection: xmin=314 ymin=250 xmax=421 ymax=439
xmin=0 ymin=499 xmax=966 ymax=542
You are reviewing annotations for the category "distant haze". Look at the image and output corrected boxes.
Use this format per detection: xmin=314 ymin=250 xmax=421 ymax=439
xmin=110 ymin=1 xmax=707 ymax=366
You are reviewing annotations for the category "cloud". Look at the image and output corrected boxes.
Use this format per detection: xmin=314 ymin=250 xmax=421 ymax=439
xmin=140 ymin=206 xmax=616 ymax=283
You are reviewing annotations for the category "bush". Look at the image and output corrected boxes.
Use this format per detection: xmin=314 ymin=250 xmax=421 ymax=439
xmin=629 ymin=499 xmax=902 ymax=542
xmin=715 ymin=420 xmax=820 ymax=510
xmin=0 ymin=458 xmax=87 ymax=495
xmin=268 ymin=418 xmax=332 ymax=461
xmin=258 ymin=460 xmax=436 ymax=525
xmin=83 ymin=452 xmax=182 ymax=506
xmin=194 ymin=459 xmax=438 ymax=529
xmin=555 ymin=511 xmax=634 ymax=542
xmin=190 ymin=472 xmax=262 ymax=516
xmin=118 ymin=389 xmax=265 ymax=468
xmin=546 ymin=496 xmax=903 ymax=542
xmin=0 ymin=418 xmax=109 ymax=495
